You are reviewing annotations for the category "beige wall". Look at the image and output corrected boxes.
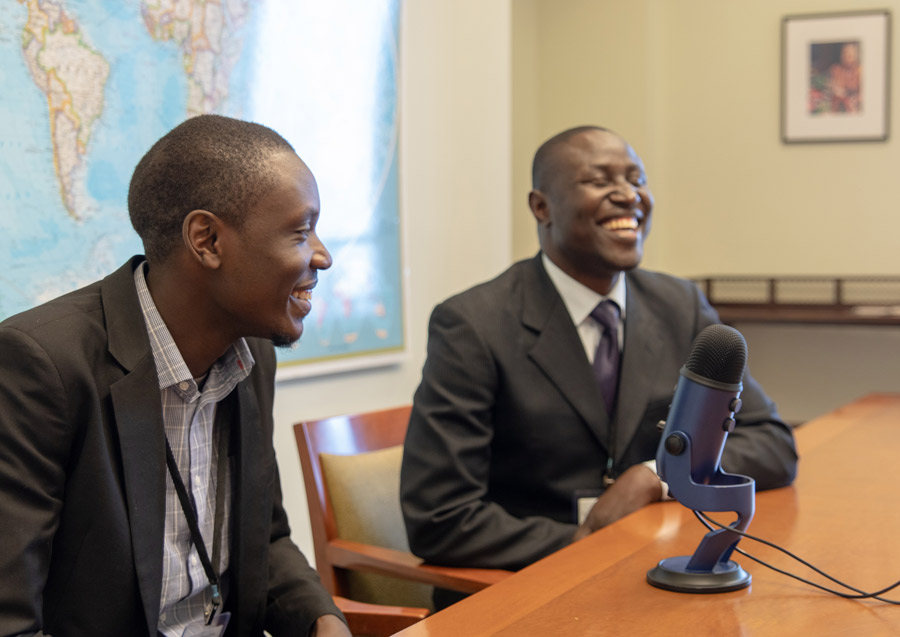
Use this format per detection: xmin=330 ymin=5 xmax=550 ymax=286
xmin=513 ymin=0 xmax=900 ymax=275
xmin=512 ymin=0 xmax=660 ymax=265
xmin=655 ymin=0 xmax=899 ymax=277
xmin=513 ymin=0 xmax=900 ymax=424
xmin=276 ymin=1 xmax=513 ymax=565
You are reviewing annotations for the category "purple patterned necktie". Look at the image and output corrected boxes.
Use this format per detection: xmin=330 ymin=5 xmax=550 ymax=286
xmin=590 ymin=300 xmax=620 ymax=416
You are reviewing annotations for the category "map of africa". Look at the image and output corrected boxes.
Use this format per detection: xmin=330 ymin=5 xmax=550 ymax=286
xmin=0 ymin=0 xmax=403 ymax=375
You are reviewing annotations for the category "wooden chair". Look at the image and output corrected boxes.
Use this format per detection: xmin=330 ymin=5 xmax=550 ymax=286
xmin=294 ymin=405 xmax=511 ymax=635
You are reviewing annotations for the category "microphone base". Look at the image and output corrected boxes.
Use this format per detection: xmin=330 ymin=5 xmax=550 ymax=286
xmin=647 ymin=556 xmax=751 ymax=593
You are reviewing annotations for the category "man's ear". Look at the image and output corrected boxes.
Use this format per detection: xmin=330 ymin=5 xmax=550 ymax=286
xmin=528 ymin=189 xmax=551 ymax=226
xmin=183 ymin=209 xmax=222 ymax=269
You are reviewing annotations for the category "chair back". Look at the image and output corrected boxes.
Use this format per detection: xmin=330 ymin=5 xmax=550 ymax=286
xmin=295 ymin=405 xmax=434 ymax=609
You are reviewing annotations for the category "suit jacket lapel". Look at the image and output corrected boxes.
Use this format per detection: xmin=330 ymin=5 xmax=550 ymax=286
xmin=230 ymin=379 xmax=266 ymax=635
xmin=110 ymin=360 xmax=166 ymax=636
xmin=103 ymin=258 xmax=167 ymax=636
xmin=613 ymin=272 xmax=665 ymax=464
xmin=521 ymin=256 xmax=611 ymax=451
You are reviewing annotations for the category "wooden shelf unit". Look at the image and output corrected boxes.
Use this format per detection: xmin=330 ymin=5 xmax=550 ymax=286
xmin=694 ymin=276 xmax=900 ymax=325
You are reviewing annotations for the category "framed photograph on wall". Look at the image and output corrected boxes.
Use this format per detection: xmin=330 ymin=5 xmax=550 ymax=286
xmin=781 ymin=10 xmax=891 ymax=143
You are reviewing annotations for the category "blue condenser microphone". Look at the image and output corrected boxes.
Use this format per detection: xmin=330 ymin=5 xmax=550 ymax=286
xmin=647 ymin=324 xmax=756 ymax=593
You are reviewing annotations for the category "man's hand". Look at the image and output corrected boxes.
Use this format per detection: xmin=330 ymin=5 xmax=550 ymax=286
xmin=309 ymin=613 xmax=351 ymax=637
xmin=573 ymin=464 xmax=662 ymax=542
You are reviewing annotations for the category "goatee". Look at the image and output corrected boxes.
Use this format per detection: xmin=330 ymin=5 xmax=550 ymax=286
xmin=271 ymin=333 xmax=301 ymax=349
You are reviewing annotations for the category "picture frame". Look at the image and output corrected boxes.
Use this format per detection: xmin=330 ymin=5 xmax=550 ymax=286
xmin=781 ymin=10 xmax=891 ymax=143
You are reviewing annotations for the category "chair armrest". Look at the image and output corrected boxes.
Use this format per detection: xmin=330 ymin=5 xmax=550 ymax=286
xmin=327 ymin=538 xmax=512 ymax=593
xmin=333 ymin=595 xmax=428 ymax=637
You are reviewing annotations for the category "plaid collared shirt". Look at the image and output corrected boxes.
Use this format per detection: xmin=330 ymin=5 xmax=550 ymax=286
xmin=133 ymin=262 xmax=254 ymax=637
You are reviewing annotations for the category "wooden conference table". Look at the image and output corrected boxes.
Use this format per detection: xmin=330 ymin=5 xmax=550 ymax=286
xmin=394 ymin=393 xmax=900 ymax=636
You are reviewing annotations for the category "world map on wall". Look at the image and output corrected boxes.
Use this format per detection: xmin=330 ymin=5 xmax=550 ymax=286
xmin=0 ymin=0 xmax=403 ymax=376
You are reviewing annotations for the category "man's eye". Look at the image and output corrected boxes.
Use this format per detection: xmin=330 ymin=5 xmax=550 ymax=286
xmin=628 ymin=174 xmax=646 ymax=187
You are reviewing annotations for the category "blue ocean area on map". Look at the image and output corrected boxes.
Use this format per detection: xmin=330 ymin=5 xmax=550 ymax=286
xmin=0 ymin=0 xmax=402 ymax=373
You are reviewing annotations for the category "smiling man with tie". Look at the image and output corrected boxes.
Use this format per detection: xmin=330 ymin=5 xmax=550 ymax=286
xmin=400 ymin=125 xmax=798 ymax=609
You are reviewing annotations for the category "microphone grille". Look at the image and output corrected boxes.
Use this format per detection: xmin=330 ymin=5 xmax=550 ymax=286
xmin=684 ymin=324 xmax=747 ymax=384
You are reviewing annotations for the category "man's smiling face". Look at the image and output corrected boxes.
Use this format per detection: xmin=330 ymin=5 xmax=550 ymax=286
xmin=211 ymin=151 xmax=333 ymax=347
xmin=532 ymin=128 xmax=653 ymax=294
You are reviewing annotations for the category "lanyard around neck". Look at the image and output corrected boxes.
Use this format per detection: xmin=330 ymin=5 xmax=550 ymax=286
xmin=164 ymin=391 xmax=232 ymax=624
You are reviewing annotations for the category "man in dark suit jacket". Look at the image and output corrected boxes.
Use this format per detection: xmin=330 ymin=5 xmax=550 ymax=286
xmin=400 ymin=126 xmax=798 ymax=590
xmin=0 ymin=116 xmax=350 ymax=636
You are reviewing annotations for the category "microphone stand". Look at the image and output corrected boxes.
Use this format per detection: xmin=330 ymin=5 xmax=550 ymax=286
xmin=647 ymin=430 xmax=755 ymax=593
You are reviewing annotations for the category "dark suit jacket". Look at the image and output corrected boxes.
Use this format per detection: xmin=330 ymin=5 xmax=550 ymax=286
xmin=0 ymin=257 xmax=341 ymax=637
xmin=400 ymin=256 xmax=798 ymax=572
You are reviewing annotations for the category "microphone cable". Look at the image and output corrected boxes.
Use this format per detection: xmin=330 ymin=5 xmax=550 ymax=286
xmin=693 ymin=510 xmax=900 ymax=603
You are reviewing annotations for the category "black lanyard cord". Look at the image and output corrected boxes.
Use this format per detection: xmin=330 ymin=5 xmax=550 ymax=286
xmin=164 ymin=407 xmax=229 ymax=623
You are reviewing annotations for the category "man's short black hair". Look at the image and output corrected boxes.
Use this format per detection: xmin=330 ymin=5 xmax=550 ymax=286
xmin=531 ymin=125 xmax=610 ymax=192
xmin=128 ymin=114 xmax=296 ymax=262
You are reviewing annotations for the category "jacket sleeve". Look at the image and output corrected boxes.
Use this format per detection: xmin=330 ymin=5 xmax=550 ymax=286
xmin=400 ymin=302 xmax=575 ymax=572
xmin=247 ymin=341 xmax=345 ymax=635
xmin=264 ymin=462 xmax=346 ymax=635
xmin=0 ymin=327 xmax=72 ymax=637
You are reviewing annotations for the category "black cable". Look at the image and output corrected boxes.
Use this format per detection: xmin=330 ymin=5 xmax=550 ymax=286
xmin=693 ymin=511 xmax=873 ymax=594
xmin=694 ymin=510 xmax=900 ymax=604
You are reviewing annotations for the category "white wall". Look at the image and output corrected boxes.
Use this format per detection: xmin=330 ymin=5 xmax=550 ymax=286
xmin=512 ymin=0 xmax=900 ymax=424
xmin=274 ymin=1 xmax=513 ymax=564
xmin=649 ymin=1 xmax=900 ymax=423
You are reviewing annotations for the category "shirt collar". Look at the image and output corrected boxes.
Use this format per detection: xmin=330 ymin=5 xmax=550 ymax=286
xmin=541 ymin=253 xmax=627 ymax=327
xmin=133 ymin=261 xmax=254 ymax=395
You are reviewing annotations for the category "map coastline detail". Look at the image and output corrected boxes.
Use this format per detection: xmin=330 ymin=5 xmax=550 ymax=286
xmin=20 ymin=0 xmax=110 ymax=221
xmin=2 ymin=0 xmax=403 ymax=373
